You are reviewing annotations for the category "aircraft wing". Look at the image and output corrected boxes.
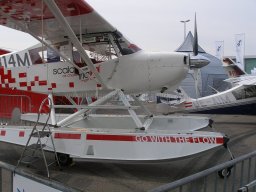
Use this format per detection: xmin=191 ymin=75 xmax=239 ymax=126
xmin=241 ymin=78 xmax=256 ymax=86
xmin=0 ymin=0 xmax=141 ymax=88
xmin=224 ymin=76 xmax=256 ymax=86
xmin=0 ymin=0 xmax=116 ymax=44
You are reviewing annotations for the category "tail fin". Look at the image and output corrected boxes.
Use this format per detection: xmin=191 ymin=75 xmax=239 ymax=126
xmin=222 ymin=57 xmax=246 ymax=78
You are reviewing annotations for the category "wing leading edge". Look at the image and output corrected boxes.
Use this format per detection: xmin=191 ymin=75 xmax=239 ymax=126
xmin=0 ymin=0 xmax=141 ymax=59
xmin=0 ymin=0 xmax=121 ymax=44
xmin=0 ymin=0 xmax=142 ymax=89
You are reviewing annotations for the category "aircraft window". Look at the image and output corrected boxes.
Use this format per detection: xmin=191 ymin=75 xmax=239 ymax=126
xmin=28 ymin=42 xmax=71 ymax=65
xmin=28 ymin=46 xmax=45 ymax=64
xmin=86 ymin=44 xmax=117 ymax=61
xmin=78 ymin=32 xmax=141 ymax=59
xmin=72 ymin=50 xmax=86 ymax=67
xmin=73 ymin=51 xmax=81 ymax=64
xmin=29 ymin=49 xmax=43 ymax=64
xmin=47 ymin=46 xmax=60 ymax=63
xmin=118 ymin=40 xmax=141 ymax=55
xmin=80 ymin=35 xmax=117 ymax=62
xmin=70 ymin=32 xmax=141 ymax=62
xmin=112 ymin=31 xmax=141 ymax=55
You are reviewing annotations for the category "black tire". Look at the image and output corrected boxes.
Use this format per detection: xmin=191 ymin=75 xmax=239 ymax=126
xmin=56 ymin=153 xmax=73 ymax=166
xmin=218 ymin=167 xmax=232 ymax=178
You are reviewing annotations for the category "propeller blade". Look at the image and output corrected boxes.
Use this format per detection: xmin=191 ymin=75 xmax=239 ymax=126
xmin=193 ymin=13 xmax=198 ymax=56
xmin=189 ymin=13 xmax=210 ymax=68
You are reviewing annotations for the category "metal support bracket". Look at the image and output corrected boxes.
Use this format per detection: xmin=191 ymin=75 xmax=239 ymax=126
xmin=117 ymin=90 xmax=144 ymax=129
xmin=132 ymin=95 xmax=154 ymax=130
xmin=57 ymin=90 xmax=119 ymax=127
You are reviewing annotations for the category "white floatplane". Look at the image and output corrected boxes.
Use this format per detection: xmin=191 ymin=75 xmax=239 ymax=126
xmin=0 ymin=0 xmax=229 ymax=165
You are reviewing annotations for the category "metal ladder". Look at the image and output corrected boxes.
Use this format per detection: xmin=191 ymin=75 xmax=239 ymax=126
xmin=16 ymin=97 xmax=61 ymax=178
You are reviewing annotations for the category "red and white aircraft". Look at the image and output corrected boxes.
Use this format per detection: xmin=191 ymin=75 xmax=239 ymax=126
xmin=0 ymin=1 xmax=209 ymax=96
xmin=0 ymin=0 xmax=231 ymax=166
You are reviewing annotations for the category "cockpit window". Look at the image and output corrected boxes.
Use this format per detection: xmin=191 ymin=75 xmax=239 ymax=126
xmin=79 ymin=31 xmax=141 ymax=59
xmin=28 ymin=32 xmax=141 ymax=66
xmin=47 ymin=46 xmax=60 ymax=63
xmin=113 ymin=31 xmax=141 ymax=55
xmin=28 ymin=46 xmax=45 ymax=64
xmin=28 ymin=42 xmax=68 ymax=65
xmin=80 ymin=33 xmax=118 ymax=62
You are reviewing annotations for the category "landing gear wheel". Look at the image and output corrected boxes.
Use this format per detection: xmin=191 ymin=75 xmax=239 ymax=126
xmin=56 ymin=153 xmax=73 ymax=166
xmin=218 ymin=167 xmax=232 ymax=178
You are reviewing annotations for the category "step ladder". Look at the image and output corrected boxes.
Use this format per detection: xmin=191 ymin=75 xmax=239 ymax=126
xmin=16 ymin=97 xmax=61 ymax=178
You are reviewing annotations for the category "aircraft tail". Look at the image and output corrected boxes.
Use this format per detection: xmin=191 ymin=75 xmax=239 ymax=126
xmin=222 ymin=57 xmax=246 ymax=78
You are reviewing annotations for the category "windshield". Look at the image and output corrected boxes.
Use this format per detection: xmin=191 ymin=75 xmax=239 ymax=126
xmin=28 ymin=31 xmax=141 ymax=66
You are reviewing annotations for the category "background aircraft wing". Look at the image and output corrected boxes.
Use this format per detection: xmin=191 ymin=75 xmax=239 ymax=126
xmin=0 ymin=0 xmax=116 ymax=44
xmin=240 ymin=79 xmax=256 ymax=86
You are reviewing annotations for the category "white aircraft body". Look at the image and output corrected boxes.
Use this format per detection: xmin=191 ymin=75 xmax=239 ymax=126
xmin=158 ymin=58 xmax=256 ymax=115
xmin=0 ymin=1 xmax=192 ymax=95
xmin=0 ymin=0 xmax=231 ymax=169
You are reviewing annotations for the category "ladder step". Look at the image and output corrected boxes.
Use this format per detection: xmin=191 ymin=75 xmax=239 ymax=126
xmin=28 ymin=144 xmax=46 ymax=150
xmin=31 ymin=131 xmax=51 ymax=138
xmin=20 ymin=156 xmax=40 ymax=164
xmin=17 ymin=109 xmax=61 ymax=178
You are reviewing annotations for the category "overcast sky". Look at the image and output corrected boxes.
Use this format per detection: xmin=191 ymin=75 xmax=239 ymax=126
xmin=0 ymin=0 xmax=255 ymax=56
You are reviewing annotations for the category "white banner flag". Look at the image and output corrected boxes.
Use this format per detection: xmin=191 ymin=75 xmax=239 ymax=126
xmin=235 ymin=33 xmax=245 ymax=70
xmin=215 ymin=41 xmax=224 ymax=60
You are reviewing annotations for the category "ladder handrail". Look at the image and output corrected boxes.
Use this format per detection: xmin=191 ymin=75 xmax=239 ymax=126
xmin=16 ymin=96 xmax=61 ymax=178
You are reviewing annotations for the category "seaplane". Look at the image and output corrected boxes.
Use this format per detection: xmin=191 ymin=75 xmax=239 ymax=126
xmin=0 ymin=0 xmax=231 ymax=169
xmin=157 ymin=58 xmax=256 ymax=115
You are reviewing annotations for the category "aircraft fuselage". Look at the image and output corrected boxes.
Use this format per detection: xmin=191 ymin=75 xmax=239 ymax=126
xmin=0 ymin=48 xmax=189 ymax=95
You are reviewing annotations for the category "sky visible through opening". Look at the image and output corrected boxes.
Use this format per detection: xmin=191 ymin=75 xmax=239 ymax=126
xmin=0 ymin=0 xmax=255 ymax=56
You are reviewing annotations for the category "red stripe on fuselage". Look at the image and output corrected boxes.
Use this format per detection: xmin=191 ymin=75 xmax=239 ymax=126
xmin=86 ymin=134 xmax=224 ymax=144
xmin=86 ymin=134 xmax=136 ymax=141
xmin=54 ymin=133 xmax=81 ymax=139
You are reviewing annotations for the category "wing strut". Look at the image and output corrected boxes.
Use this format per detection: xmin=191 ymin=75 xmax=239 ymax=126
xmin=43 ymin=0 xmax=108 ymax=89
